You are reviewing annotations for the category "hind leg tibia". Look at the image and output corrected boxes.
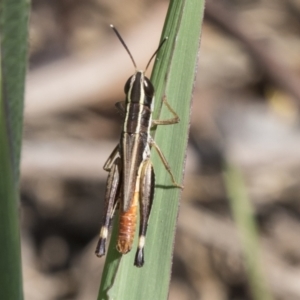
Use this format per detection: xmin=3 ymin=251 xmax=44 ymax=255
xmin=134 ymin=159 xmax=155 ymax=267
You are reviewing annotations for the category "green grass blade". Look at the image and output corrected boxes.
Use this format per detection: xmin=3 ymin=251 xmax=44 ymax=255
xmin=0 ymin=0 xmax=30 ymax=299
xmin=98 ymin=0 xmax=205 ymax=299
xmin=1 ymin=0 xmax=30 ymax=182
xmin=0 ymin=61 xmax=23 ymax=300
xmin=223 ymin=162 xmax=272 ymax=300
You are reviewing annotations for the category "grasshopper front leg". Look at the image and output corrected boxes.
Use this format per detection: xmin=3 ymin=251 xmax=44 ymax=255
xmin=134 ymin=159 xmax=155 ymax=267
xmin=150 ymin=97 xmax=183 ymax=188
xmin=95 ymin=156 xmax=122 ymax=257
xmin=149 ymin=138 xmax=183 ymax=189
xmin=152 ymin=96 xmax=180 ymax=126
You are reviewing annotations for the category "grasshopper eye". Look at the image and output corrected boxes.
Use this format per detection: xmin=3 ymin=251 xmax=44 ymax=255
xmin=143 ymin=77 xmax=154 ymax=97
xmin=124 ymin=76 xmax=133 ymax=94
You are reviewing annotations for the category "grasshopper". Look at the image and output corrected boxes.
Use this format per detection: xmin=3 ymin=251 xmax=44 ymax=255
xmin=95 ymin=25 xmax=182 ymax=267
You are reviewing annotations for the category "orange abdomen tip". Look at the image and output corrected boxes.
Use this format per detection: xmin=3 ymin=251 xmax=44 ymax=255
xmin=117 ymin=194 xmax=138 ymax=254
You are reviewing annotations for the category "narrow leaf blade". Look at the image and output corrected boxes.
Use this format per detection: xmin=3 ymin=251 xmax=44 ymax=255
xmin=98 ymin=0 xmax=205 ymax=299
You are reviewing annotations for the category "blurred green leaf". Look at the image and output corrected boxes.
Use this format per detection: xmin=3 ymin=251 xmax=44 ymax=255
xmin=0 ymin=0 xmax=30 ymax=299
xmin=224 ymin=162 xmax=272 ymax=300
xmin=1 ymin=0 xmax=29 ymax=182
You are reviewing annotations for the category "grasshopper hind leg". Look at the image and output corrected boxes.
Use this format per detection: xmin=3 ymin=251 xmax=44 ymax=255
xmin=134 ymin=160 xmax=155 ymax=267
xmin=95 ymin=157 xmax=121 ymax=257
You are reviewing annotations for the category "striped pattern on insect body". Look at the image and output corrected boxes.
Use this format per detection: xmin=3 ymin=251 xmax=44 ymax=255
xmin=95 ymin=25 xmax=183 ymax=267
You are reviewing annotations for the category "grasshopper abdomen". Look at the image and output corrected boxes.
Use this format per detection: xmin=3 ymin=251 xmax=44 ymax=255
xmin=117 ymin=190 xmax=138 ymax=254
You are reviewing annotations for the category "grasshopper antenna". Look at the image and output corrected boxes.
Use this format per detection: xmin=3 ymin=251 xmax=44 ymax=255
xmin=145 ymin=37 xmax=168 ymax=73
xmin=110 ymin=24 xmax=137 ymax=70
